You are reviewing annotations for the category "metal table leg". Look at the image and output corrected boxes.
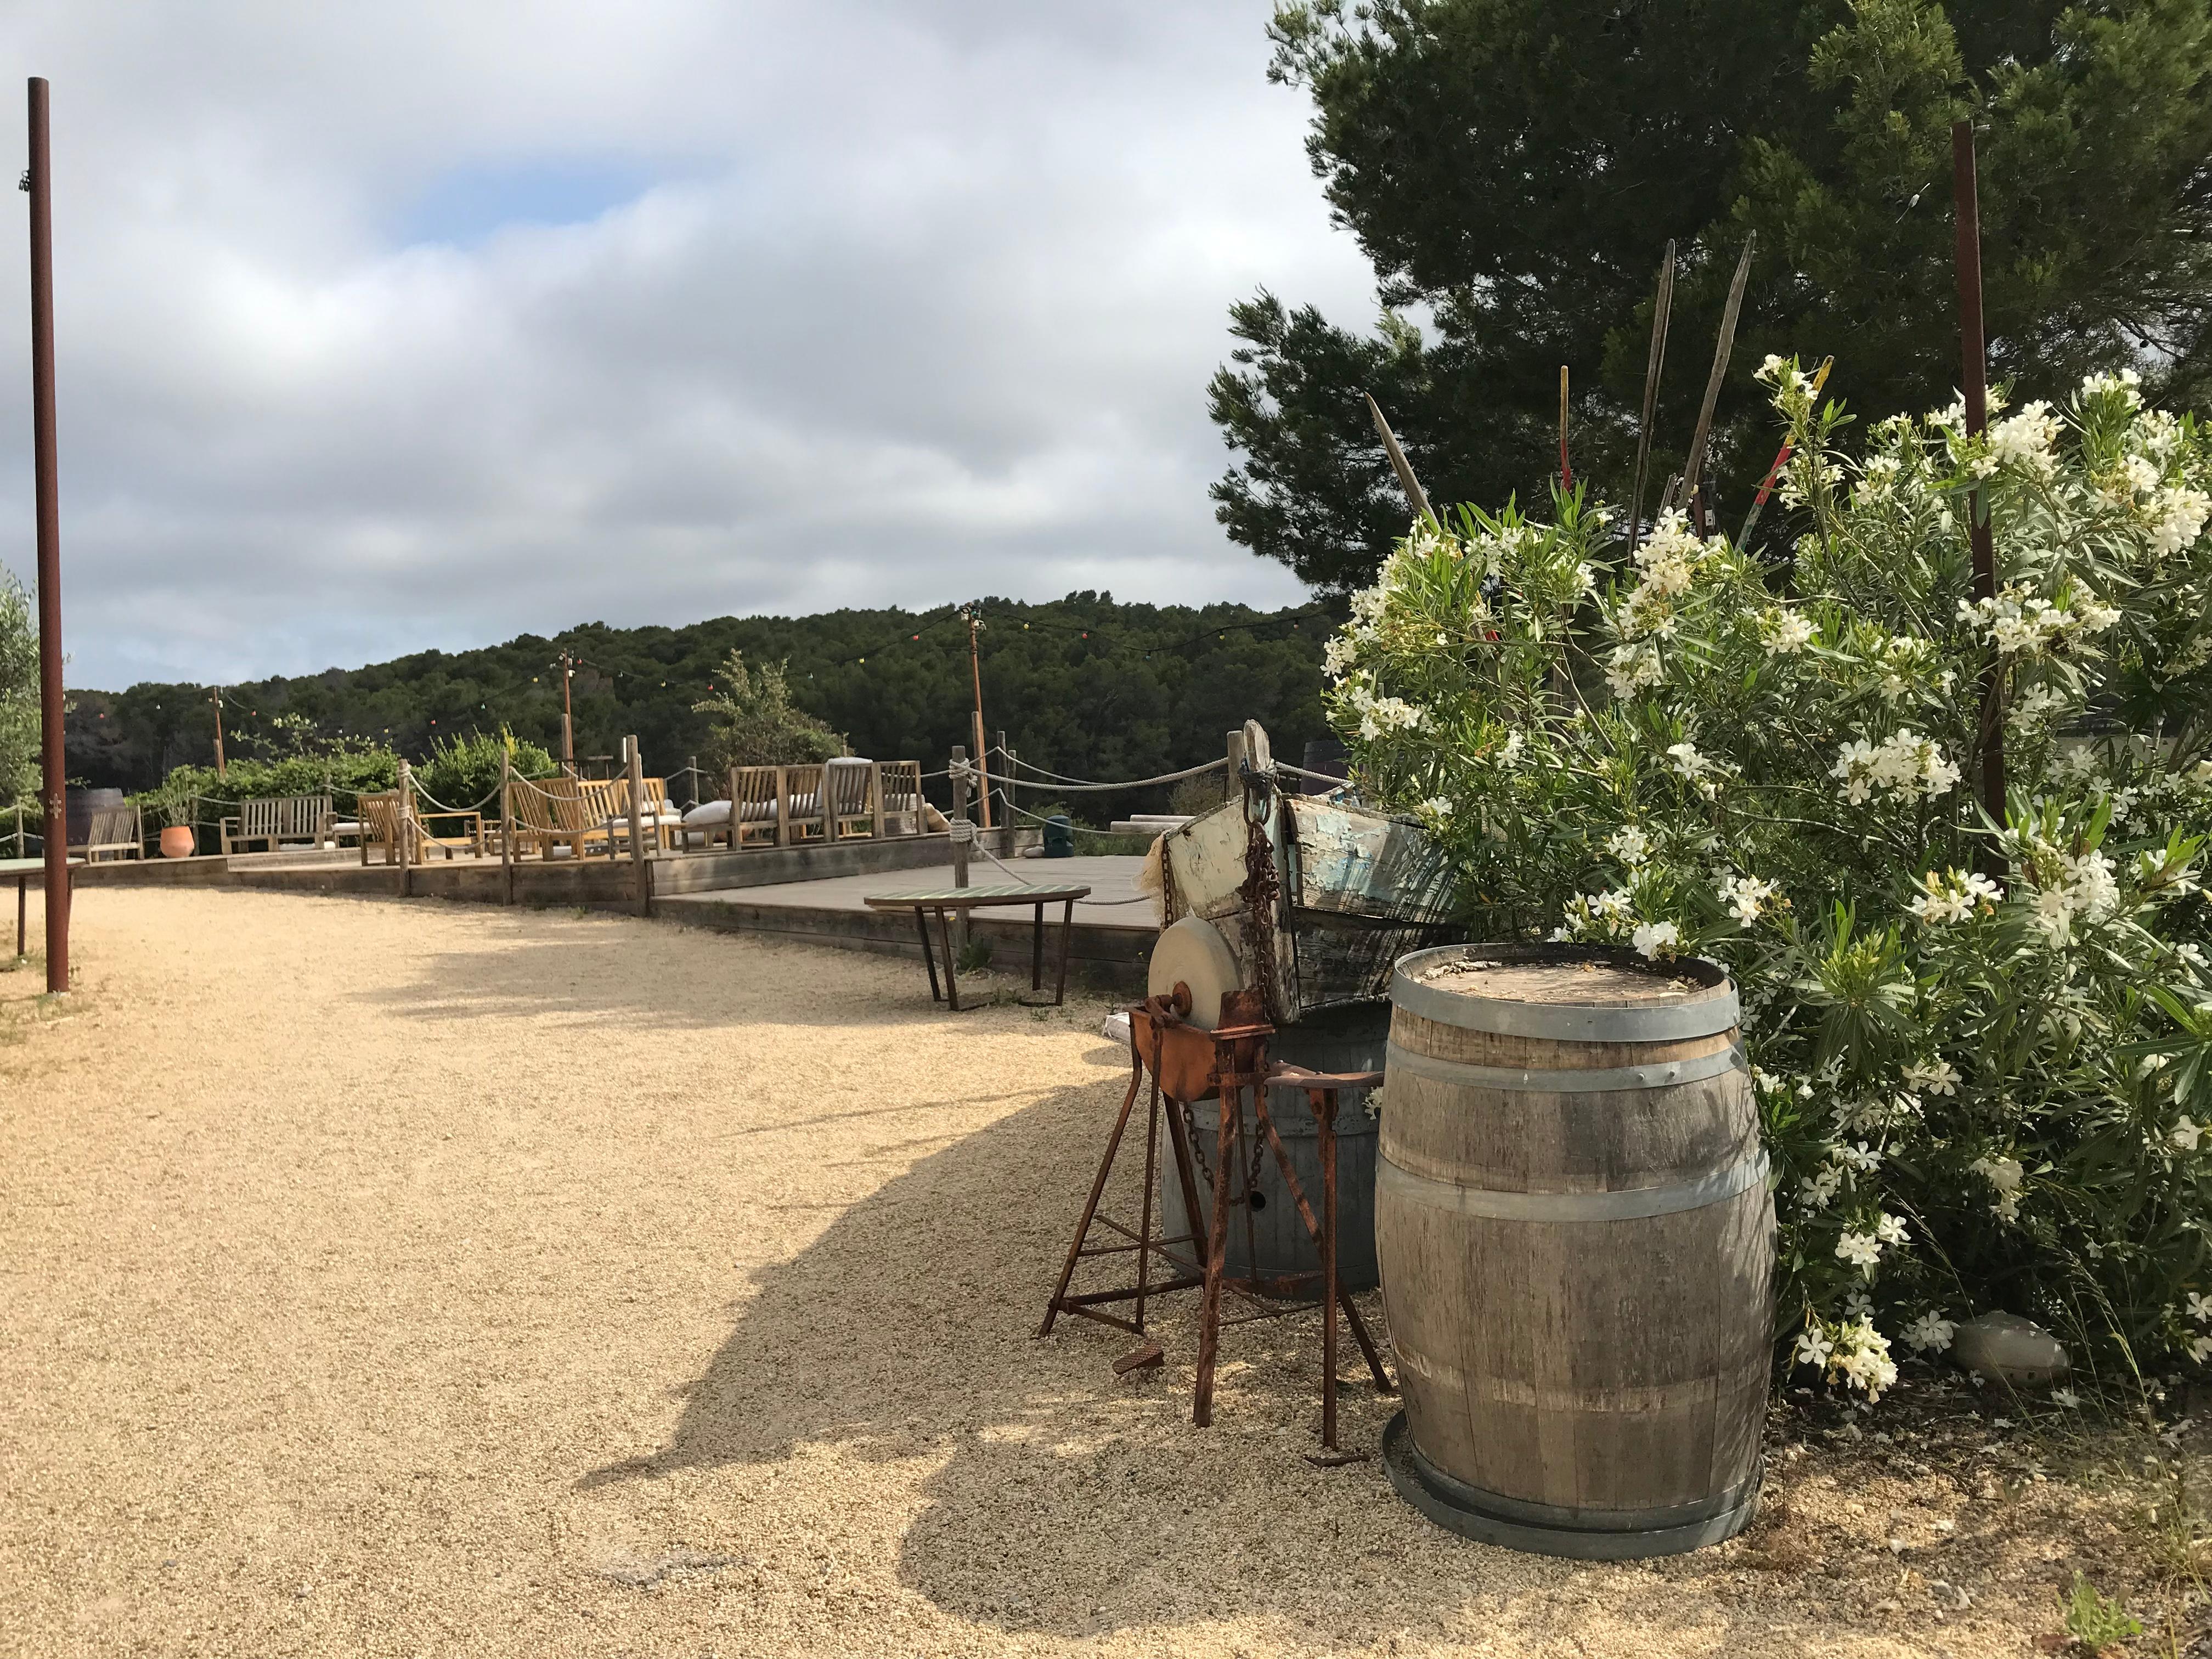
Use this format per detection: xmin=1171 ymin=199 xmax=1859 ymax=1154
xmin=1054 ymin=896 xmax=1074 ymax=1005
xmin=1314 ymin=1086 xmax=1340 ymax=1451
xmin=1030 ymin=901 xmax=1044 ymax=991
xmin=15 ymin=872 xmax=24 ymax=958
xmin=914 ymin=905 xmax=941 ymax=1003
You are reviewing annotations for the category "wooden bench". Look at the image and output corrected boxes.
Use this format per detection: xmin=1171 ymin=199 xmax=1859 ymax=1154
xmin=507 ymin=775 xmax=614 ymax=860
xmin=221 ymin=793 xmax=333 ymax=855
xmin=71 ymin=803 xmax=143 ymax=862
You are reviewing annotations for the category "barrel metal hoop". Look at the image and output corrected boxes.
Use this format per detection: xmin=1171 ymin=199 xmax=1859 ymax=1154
xmin=1391 ymin=946 xmax=1739 ymax=1041
xmin=1378 ymin=1147 xmax=1770 ymax=1222
xmin=1384 ymin=1039 xmax=1744 ymax=1095
xmin=1382 ymin=1413 xmax=1763 ymax=1559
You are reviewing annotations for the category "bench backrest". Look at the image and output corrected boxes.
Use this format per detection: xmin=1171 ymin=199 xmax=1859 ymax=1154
xmin=826 ymin=761 xmax=874 ymax=817
xmin=76 ymin=804 xmax=140 ymax=850
xmin=240 ymin=794 xmax=331 ymax=837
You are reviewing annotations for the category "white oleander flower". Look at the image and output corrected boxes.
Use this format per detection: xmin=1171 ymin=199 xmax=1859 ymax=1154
xmin=1606 ymin=825 xmax=1651 ymax=866
xmin=1717 ymin=873 xmax=1777 ymax=924
xmin=1798 ymin=1165 xmax=1844 ymax=1212
xmin=1832 ymin=730 xmax=1959 ymax=805
xmin=1903 ymin=1311 xmax=1957 ymax=1353
xmin=1971 ymin=1154 xmax=2025 ymax=1195
xmin=1630 ymin=920 xmax=1680 ymax=961
xmin=1901 ymin=1059 xmax=1962 ymax=1096
xmin=1910 ymin=868 xmax=2002 ymax=924
xmin=2173 ymin=1116 xmax=2203 ymax=1152
xmin=1836 ymin=1231 xmax=1884 ymax=1274
xmin=1834 ymin=1142 xmax=1882 ymax=1175
xmin=1763 ymin=610 xmax=1816 ymax=654
xmin=1986 ymin=400 xmax=2059 ymax=476
xmin=1793 ymin=1327 xmax=1834 ymax=1368
xmin=1874 ymin=1212 xmax=1910 ymax=1246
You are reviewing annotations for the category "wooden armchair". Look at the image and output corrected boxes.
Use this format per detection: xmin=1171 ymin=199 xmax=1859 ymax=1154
xmin=825 ymin=759 xmax=878 ymax=840
xmin=877 ymin=761 xmax=925 ymax=836
xmin=72 ymin=803 xmax=143 ymax=862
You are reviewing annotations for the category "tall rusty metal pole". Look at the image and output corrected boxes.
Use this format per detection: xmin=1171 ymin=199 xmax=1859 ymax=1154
xmin=26 ymin=77 xmax=66 ymax=992
xmin=1953 ymin=119 xmax=2007 ymax=833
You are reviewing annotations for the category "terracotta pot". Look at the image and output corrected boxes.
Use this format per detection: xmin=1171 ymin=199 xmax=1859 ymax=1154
xmin=159 ymin=825 xmax=196 ymax=859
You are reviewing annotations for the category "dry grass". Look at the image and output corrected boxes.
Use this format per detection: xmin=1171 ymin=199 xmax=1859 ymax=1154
xmin=0 ymin=885 xmax=2199 ymax=1657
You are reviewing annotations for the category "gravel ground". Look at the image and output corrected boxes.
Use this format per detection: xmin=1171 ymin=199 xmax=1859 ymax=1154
xmin=0 ymin=887 xmax=2170 ymax=1657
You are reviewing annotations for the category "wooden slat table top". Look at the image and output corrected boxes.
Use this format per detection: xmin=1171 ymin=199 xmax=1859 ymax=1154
xmin=864 ymin=883 xmax=1091 ymax=910
xmin=1 ymin=857 xmax=82 ymax=874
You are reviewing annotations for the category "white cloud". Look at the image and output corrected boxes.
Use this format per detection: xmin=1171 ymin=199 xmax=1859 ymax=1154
xmin=0 ymin=0 xmax=1374 ymax=686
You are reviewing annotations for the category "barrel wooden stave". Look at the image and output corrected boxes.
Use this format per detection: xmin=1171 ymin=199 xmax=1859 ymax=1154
xmin=1377 ymin=945 xmax=1774 ymax=1542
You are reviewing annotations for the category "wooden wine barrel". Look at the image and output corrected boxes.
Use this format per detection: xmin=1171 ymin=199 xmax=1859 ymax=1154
xmin=1375 ymin=943 xmax=1773 ymax=1559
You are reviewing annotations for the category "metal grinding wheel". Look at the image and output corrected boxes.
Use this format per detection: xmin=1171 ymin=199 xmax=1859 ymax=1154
xmin=1147 ymin=916 xmax=1244 ymax=1030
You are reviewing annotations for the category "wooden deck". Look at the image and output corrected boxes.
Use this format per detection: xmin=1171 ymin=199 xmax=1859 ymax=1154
xmin=52 ymin=843 xmax=1161 ymax=993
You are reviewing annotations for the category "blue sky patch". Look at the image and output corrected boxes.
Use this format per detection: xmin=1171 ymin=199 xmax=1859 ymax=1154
xmin=394 ymin=157 xmax=657 ymax=247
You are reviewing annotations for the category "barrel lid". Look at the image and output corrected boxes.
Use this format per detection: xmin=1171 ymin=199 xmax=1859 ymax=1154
xmin=1391 ymin=943 xmax=1737 ymax=1042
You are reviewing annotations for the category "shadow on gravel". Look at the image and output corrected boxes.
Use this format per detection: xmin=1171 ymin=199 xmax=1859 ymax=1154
xmin=574 ymin=1068 xmax=1786 ymax=1652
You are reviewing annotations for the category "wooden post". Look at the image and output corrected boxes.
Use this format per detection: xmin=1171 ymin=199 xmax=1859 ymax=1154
xmin=824 ymin=760 xmax=839 ymax=848
xmin=994 ymin=727 xmax=1012 ymax=855
xmin=950 ymin=747 xmax=971 ymax=957
xmin=499 ymin=747 xmax=514 ymax=905
xmin=27 ymin=78 xmax=67 ymax=990
xmin=1225 ymin=730 xmax=1245 ymax=803
xmin=870 ymin=761 xmax=885 ymax=840
xmin=626 ymin=735 xmax=648 ymax=916
xmin=774 ymin=765 xmax=789 ymax=847
xmin=1954 ymin=119 xmax=2007 ymax=839
xmin=396 ymin=758 xmax=413 ymax=898
xmin=686 ymin=753 xmax=698 ymax=810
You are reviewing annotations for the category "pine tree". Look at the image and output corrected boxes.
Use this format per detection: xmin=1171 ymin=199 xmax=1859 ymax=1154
xmin=1215 ymin=0 xmax=2212 ymax=591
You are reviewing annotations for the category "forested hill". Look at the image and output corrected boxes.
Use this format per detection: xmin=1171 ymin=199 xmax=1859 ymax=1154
xmin=65 ymin=592 xmax=1341 ymax=804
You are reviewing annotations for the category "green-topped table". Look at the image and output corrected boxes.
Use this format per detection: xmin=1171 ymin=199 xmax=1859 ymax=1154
xmin=863 ymin=882 xmax=1091 ymax=1011
xmin=3 ymin=856 xmax=80 ymax=960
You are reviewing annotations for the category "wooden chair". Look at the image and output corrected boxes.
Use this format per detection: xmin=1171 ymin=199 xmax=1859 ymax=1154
xmin=878 ymin=761 xmax=925 ymax=837
xmin=506 ymin=777 xmax=565 ymax=858
xmin=780 ymin=764 xmax=827 ymax=843
xmin=221 ymin=793 xmax=335 ymax=855
xmin=730 ymin=766 xmax=783 ymax=847
xmin=71 ymin=803 xmax=143 ymax=862
xmin=825 ymin=759 xmax=878 ymax=841
xmin=358 ymin=791 xmax=483 ymax=864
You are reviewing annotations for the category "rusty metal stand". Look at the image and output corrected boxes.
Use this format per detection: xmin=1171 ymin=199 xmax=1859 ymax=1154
xmin=1037 ymin=989 xmax=1393 ymax=1446
xmin=1035 ymin=1007 xmax=1210 ymax=1339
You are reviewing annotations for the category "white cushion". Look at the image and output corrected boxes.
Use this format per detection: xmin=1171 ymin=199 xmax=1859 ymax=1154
xmin=684 ymin=800 xmax=732 ymax=825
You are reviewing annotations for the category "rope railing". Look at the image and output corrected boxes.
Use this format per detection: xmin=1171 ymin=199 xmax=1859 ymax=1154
xmin=996 ymin=754 xmax=1228 ymax=792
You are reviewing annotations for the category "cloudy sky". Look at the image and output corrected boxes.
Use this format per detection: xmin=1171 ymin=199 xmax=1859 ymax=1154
xmin=0 ymin=2 xmax=1376 ymax=690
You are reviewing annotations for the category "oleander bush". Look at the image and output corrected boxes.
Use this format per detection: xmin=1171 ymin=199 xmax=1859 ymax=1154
xmin=414 ymin=727 xmax=558 ymax=817
xmin=1326 ymin=358 xmax=2212 ymax=1396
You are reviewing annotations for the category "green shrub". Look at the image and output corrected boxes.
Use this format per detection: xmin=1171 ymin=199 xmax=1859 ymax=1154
xmin=414 ymin=727 xmax=557 ymax=816
xmin=136 ymin=739 xmax=400 ymax=824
